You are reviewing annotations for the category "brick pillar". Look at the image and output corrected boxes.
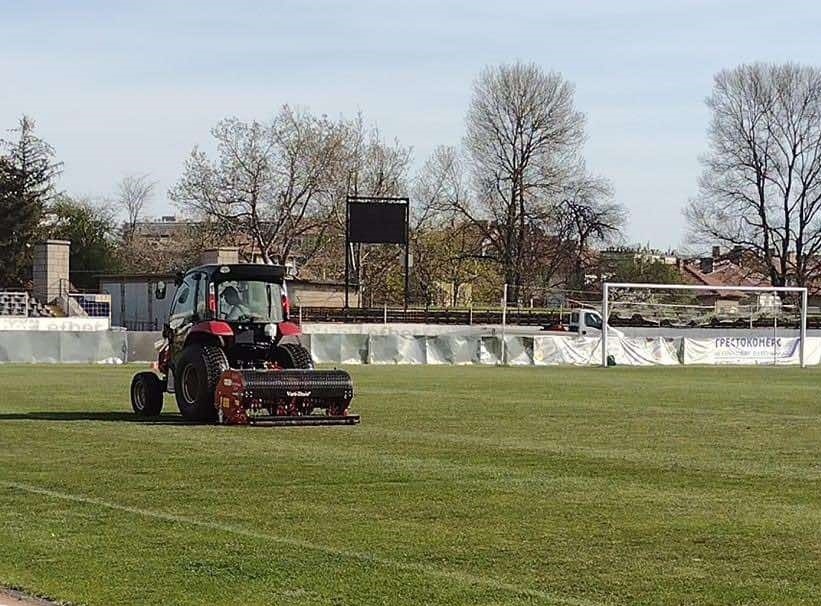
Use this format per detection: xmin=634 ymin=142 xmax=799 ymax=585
xmin=32 ymin=240 xmax=70 ymax=303
xmin=200 ymin=247 xmax=240 ymax=265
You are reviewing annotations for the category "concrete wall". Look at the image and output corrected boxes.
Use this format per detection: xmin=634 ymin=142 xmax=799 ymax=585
xmin=0 ymin=330 xmax=127 ymax=363
xmin=0 ymin=317 xmax=110 ymax=331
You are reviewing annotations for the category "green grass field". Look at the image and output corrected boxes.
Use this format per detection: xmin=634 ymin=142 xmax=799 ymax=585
xmin=0 ymin=365 xmax=819 ymax=605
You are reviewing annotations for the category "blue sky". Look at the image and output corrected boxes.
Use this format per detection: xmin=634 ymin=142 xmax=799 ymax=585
xmin=2 ymin=0 xmax=821 ymax=249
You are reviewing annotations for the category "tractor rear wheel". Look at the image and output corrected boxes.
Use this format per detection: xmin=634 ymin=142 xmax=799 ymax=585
xmin=174 ymin=344 xmax=228 ymax=421
xmin=131 ymin=371 xmax=164 ymax=417
xmin=272 ymin=342 xmax=313 ymax=369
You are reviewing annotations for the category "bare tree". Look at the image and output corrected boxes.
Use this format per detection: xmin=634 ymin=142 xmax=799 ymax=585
xmin=345 ymin=113 xmax=412 ymax=198
xmin=170 ymin=106 xmax=349 ymax=269
xmin=330 ymin=117 xmax=413 ymax=304
xmin=116 ymin=174 xmax=156 ymax=241
xmin=413 ymin=146 xmax=467 ymax=226
xmin=459 ymin=62 xmax=586 ymax=301
xmin=117 ymin=222 xmax=216 ymax=274
xmin=411 ymin=146 xmax=499 ymax=306
xmin=686 ymin=63 xmax=821 ymax=289
xmin=559 ymin=171 xmax=625 ymax=289
xmin=412 ymin=147 xmax=464 ymax=305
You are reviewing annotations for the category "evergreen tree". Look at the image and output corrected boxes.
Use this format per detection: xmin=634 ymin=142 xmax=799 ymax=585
xmin=0 ymin=116 xmax=62 ymax=286
xmin=0 ymin=158 xmax=30 ymax=286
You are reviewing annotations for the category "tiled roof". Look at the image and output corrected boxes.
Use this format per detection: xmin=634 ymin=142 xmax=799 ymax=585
xmin=681 ymin=260 xmax=770 ymax=289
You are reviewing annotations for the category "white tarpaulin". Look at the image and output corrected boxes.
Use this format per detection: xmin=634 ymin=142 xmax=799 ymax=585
xmin=309 ymin=334 xmax=684 ymax=366
xmin=614 ymin=336 xmax=681 ymax=366
xmin=425 ymin=336 xmax=478 ymax=365
xmin=682 ymin=336 xmax=821 ymax=365
xmin=503 ymin=336 xmax=534 ymax=366
xmin=532 ymin=335 xmax=680 ymax=366
xmin=533 ymin=335 xmax=599 ymax=366
xmin=13 ymin=329 xmax=821 ymax=366
xmin=308 ymin=333 xmax=369 ymax=364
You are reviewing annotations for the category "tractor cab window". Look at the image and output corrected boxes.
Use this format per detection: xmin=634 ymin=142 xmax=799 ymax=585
xmin=194 ymin=273 xmax=207 ymax=318
xmin=216 ymin=280 xmax=284 ymax=323
xmin=169 ymin=275 xmax=197 ymax=328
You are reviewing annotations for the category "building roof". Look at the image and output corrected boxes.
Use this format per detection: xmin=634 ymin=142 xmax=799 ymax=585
xmin=679 ymin=259 xmax=771 ymax=299
xmin=681 ymin=260 xmax=769 ymax=288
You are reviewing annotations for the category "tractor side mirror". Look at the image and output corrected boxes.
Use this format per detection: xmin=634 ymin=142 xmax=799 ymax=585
xmin=154 ymin=281 xmax=167 ymax=300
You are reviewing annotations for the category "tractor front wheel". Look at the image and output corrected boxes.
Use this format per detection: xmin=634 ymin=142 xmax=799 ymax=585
xmin=174 ymin=344 xmax=228 ymax=421
xmin=131 ymin=372 xmax=164 ymax=417
xmin=271 ymin=342 xmax=314 ymax=369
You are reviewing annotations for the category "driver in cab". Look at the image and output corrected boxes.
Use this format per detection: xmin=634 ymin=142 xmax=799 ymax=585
xmin=220 ymin=285 xmax=250 ymax=320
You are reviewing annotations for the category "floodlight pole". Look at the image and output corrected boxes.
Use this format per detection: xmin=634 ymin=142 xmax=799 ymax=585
xmin=800 ymin=287 xmax=808 ymax=368
xmin=404 ymin=209 xmax=410 ymax=312
xmin=601 ymin=282 xmax=609 ymax=368
xmin=501 ymin=283 xmax=508 ymax=365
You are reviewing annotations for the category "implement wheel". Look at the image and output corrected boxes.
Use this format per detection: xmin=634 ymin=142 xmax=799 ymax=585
xmin=174 ymin=344 xmax=228 ymax=421
xmin=131 ymin=371 xmax=164 ymax=417
xmin=272 ymin=342 xmax=314 ymax=369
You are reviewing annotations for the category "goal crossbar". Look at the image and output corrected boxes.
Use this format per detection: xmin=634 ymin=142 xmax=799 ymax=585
xmin=601 ymin=282 xmax=809 ymax=368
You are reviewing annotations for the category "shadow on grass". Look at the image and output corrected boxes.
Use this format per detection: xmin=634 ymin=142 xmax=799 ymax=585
xmin=0 ymin=411 xmax=193 ymax=425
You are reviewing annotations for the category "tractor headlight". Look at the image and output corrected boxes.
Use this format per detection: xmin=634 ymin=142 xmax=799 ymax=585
xmin=264 ymin=323 xmax=276 ymax=339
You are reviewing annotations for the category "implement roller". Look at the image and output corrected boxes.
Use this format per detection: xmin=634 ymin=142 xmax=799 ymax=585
xmin=215 ymin=369 xmax=357 ymax=425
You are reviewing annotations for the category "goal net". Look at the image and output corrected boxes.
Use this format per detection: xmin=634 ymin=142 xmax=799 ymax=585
xmin=602 ymin=283 xmax=810 ymax=367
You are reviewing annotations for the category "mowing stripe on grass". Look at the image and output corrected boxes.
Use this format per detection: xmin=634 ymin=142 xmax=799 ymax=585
xmin=1 ymin=480 xmax=600 ymax=606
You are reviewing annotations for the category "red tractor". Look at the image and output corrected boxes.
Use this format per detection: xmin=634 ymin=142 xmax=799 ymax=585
xmin=129 ymin=264 xmax=357 ymax=426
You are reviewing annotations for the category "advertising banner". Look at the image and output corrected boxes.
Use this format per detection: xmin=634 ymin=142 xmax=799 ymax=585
xmin=682 ymin=336 xmax=810 ymax=365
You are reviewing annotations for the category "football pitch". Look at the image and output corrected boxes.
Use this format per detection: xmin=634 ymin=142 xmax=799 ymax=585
xmin=0 ymin=364 xmax=819 ymax=605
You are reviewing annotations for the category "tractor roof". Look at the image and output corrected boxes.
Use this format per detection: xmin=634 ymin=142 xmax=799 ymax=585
xmin=188 ymin=264 xmax=288 ymax=281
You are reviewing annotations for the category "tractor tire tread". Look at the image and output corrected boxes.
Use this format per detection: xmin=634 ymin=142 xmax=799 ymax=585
xmin=174 ymin=344 xmax=228 ymax=422
xmin=274 ymin=342 xmax=314 ymax=369
xmin=131 ymin=371 xmax=164 ymax=417
xmin=202 ymin=345 xmax=230 ymax=386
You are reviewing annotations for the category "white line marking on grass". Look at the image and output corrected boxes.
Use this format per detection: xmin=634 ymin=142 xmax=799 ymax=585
xmin=1 ymin=480 xmax=600 ymax=606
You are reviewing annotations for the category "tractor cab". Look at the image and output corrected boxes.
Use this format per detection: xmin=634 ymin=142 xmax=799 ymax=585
xmin=158 ymin=264 xmax=299 ymax=371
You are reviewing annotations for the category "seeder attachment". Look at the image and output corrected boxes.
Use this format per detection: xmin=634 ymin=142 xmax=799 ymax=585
xmin=214 ymin=369 xmax=358 ymax=426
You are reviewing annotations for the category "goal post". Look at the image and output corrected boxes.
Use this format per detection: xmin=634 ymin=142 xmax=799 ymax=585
xmin=601 ymin=282 xmax=809 ymax=368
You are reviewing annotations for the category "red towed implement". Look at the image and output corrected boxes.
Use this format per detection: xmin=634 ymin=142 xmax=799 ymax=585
xmin=130 ymin=264 xmax=358 ymax=426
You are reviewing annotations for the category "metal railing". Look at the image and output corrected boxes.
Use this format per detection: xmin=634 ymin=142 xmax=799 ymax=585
xmin=55 ymin=279 xmax=112 ymax=320
xmin=0 ymin=285 xmax=112 ymax=322
xmin=67 ymin=293 xmax=112 ymax=318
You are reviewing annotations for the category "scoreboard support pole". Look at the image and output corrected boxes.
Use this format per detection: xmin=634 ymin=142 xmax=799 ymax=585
xmin=344 ymin=199 xmax=350 ymax=310
xmin=404 ymin=208 xmax=410 ymax=311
